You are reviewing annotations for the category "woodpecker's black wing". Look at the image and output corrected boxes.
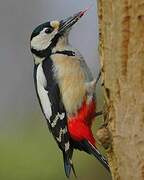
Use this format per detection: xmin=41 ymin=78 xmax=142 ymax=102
xmin=73 ymin=139 xmax=110 ymax=172
xmin=34 ymin=57 xmax=75 ymax=177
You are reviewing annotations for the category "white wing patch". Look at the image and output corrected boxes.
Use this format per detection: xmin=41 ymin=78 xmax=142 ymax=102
xmin=64 ymin=142 xmax=70 ymax=152
xmin=36 ymin=64 xmax=52 ymax=120
xmin=51 ymin=112 xmax=65 ymax=127
xmin=56 ymin=127 xmax=67 ymax=142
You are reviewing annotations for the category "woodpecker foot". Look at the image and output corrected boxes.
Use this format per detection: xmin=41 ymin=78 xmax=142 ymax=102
xmin=96 ymin=126 xmax=112 ymax=150
xmin=94 ymin=110 xmax=103 ymax=118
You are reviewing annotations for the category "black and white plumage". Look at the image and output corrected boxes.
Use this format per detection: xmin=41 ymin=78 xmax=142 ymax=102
xmin=31 ymin=17 xmax=79 ymax=177
xmin=30 ymin=10 xmax=110 ymax=178
xmin=34 ymin=54 xmax=74 ymax=177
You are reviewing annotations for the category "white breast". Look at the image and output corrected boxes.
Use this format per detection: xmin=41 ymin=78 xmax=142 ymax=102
xmin=36 ymin=64 xmax=52 ymax=121
xmin=52 ymin=54 xmax=86 ymax=115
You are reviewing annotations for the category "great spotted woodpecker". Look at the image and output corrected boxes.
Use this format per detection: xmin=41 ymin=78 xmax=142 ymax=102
xmin=30 ymin=9 xmax=110 ymax=177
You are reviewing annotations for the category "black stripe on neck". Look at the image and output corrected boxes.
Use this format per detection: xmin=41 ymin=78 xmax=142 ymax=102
xmin=53 ymin=50 xmax=75 ymax=56
xmin=31 ymin=33 xmax=61 ymax=58
xmin=31 ymin=48 xmax=51 ymax=58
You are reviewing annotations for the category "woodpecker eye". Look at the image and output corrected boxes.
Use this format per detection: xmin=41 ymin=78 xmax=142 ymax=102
xmin=45 ymin=27 xmax=54 ymax=34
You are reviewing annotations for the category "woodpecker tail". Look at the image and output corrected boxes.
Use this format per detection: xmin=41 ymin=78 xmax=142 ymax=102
xmin=63 ymin=150 xmax=77 ymax=178
xmin=82 ymin=140 xmax=110 ymax=172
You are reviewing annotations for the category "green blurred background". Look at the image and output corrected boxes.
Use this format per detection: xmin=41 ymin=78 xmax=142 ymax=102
xmin=0 ymin=0 xmax=111 ymax=179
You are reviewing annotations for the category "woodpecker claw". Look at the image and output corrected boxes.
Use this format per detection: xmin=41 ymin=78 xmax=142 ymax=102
xmin=94 ymin=111 xmax=103 ymax=117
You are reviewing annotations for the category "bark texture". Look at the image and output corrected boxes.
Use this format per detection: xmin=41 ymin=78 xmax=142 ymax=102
xmin=97 ymin=0 xmax=144 ymax=180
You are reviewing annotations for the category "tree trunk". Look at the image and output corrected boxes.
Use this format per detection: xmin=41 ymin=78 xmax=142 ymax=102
xmin=97 ymin=0 xmax=144 ymax=180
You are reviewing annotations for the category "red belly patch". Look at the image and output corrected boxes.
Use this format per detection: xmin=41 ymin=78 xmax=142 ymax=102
xmin=68 ymin=99 xmax=96 ymax=145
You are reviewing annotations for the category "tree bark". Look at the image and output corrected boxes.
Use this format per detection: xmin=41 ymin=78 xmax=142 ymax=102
xmin=97 ymin=0 xmax=144 ymax=180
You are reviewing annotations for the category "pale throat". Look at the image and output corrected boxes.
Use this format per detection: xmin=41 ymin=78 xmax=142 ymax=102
xmin=52 ymin=35 xmax=72 ymax=53
xmin=33 ymin=34 xmax=72 ymax=65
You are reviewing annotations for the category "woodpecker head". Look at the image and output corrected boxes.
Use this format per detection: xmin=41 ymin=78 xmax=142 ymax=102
xmin=30 ymin=10 xmax=87 ymax=62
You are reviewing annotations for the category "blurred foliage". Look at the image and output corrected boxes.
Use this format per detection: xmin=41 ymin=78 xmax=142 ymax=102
xmin=0 ymin=110 xmax=111 ymax=180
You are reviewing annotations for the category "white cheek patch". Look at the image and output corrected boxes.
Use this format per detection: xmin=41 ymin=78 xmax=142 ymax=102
xmin=31 ymin=29 xmax=58 ymax=51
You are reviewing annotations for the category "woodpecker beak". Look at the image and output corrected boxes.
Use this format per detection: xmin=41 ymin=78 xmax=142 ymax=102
xmin=59 ymin=10 xmax=87 ymax=34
